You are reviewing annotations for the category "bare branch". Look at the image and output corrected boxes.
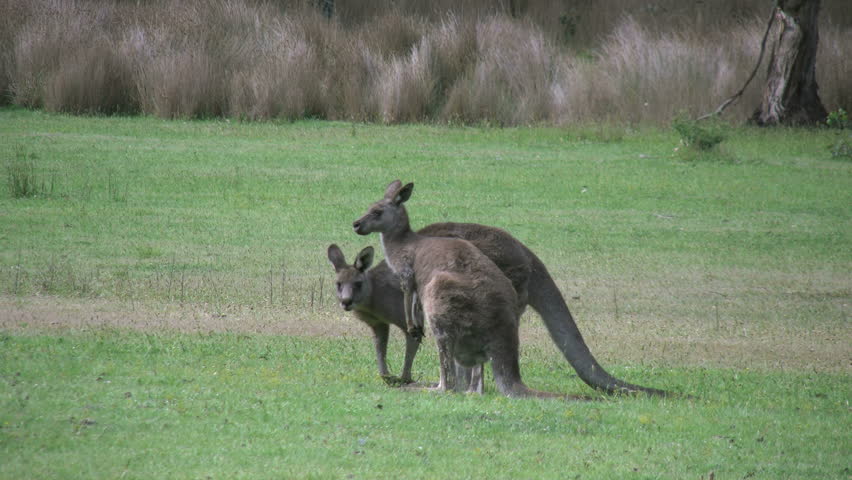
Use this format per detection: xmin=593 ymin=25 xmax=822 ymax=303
xmin=696 ymin=5 xmax=779 ymax=121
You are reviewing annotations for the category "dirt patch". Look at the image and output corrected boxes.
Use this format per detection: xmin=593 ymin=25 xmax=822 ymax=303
xmin=0 ymin=296 xmax=364 ymax=337
xmin=2 ymin=295 xmax=850 ymax=373
xmin=519 ymin=311 xmax=851 ymax=374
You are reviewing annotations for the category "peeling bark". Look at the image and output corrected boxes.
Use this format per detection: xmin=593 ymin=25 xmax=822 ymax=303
xmin=751 ymin=0 xmax=827 ymax=126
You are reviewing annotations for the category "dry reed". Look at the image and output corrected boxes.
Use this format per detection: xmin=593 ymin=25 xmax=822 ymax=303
xmin=1 ymin=0 xmax=848 ymax=125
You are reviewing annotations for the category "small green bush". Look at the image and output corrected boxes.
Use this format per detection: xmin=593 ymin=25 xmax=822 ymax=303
xmin=826 ymin=108 xmax=849 ymax=130
xmin=672 ymin=114 xmax=727 ymax=151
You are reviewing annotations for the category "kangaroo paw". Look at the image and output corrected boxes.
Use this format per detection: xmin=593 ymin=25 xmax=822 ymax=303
xmin=381 ymin=375 xmax=412 ymax=387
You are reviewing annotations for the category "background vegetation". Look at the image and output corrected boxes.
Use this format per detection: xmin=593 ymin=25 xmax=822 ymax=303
xmin=0 ymin=0 xmax=850 ymax=125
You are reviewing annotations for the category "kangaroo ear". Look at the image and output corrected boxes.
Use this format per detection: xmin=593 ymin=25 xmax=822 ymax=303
xmin=327 ymin=244 xmax=347 ymax=272
xmin=391 ymin=182 xmax=413 ymax=205
xmin=354 ymin=246 xmax=374 ymax=272
xmin=383 ymin=180 xmax=403 ymax=199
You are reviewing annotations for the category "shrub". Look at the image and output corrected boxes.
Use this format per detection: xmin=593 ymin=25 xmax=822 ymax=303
xmin=588 ymin=17 xmax=753 ymax=124
xmin=442 ymin=16 xmax=558 ymax=126
xmin=359 ymin=9 xmax=425 ymax=59
xmin=227 ymin=18 xmax=326 ymax=121
xmin=0 ymin=1 xmax=34 ymax=105
xmin=44 ymin=38 xmax=137 ymax=115
xmin=672 ymin=114 xmax=727 ymax=151
xmin=826 ymin=108 xmax=849 ymax=130
xmin=377 ymin=44 xmax=435 ymax=123
xmin=124 ymin=0 xmax=253 ymax=119
xmin=10 ymin=1 xmax=136 ymax=113
xmin=331 ymin=40 xmax=384 ymax=121
xmin=133 ymin=42 xmax=228 ymax=119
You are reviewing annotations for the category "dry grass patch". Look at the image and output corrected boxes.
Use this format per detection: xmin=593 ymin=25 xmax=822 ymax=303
xmin=3 ymin=292 xmax=848 ymax=374
xmin=0 ymin=295 xmax=363 ymax=338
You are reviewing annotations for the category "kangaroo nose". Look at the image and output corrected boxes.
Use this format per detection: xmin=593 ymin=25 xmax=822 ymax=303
xmin=341 ymin=298 xmax=353 ymax=310
xmin=352 ymin=220 xmax=361 ymax=230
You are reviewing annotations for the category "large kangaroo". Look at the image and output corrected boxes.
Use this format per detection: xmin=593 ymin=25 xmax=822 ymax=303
xmin=348 ymin=180 xmax=670 ymax=397
xmin=353 ymin=180 xmax=579 ymax=398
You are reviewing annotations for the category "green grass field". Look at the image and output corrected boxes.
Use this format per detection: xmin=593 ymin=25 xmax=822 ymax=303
xmin=1 ymin=108 xmax=850 ymax=479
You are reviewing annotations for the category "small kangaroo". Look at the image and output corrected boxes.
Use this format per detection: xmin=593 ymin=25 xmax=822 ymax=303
xmin=327 ymin=244 xmax=421 ymax=384
xmin=327 ymin=244 xmax=484 ymax=392
xmin=353 ymin=180 xmax=572 ymax=398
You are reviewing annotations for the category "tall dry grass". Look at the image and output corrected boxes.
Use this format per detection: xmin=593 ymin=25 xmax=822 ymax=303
xmin=1 ymin=0 xmax=849 ymax=124
xmin=0 ymin=1 xmax=34 ymax=104
xmin=818 ymin=20 xmax=852 ymax=113
xmin=552 ymin=17 xmax=769 ymax=124
xmin=440 ymin=17 xmax=556 ymax=125
xmin=8 ymin=0 xmax=137 ymax=114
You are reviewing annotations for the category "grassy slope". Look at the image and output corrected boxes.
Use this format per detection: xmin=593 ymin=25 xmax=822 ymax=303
xmin=0 ymin=108 xmax=850 ymax=478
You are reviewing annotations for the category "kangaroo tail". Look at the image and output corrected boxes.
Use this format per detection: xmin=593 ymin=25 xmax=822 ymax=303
xmin=525 ymin=249 xmax=673 ymax=397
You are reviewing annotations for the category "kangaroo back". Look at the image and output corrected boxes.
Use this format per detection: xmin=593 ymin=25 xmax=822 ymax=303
xmin=417 ymin=222 xmax=674 ymax=397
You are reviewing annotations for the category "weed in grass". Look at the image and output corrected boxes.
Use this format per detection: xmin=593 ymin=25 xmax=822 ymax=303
xmin=827 ymin=115 xmax=852 ymax=159
xmin=105 ymin=169 xmax=128 ymax=203
xmin=9 ymin=262 xmax=25 ymax=296
xmin=4 ymin=148 xmax=53 ymax=198
xmin=135 ymin=245 xmax=162 ymax=260
xmin=830 ymin=136 xmax=852 ymax=160
xmin=2 ymin=255 xmax=98 ymax=298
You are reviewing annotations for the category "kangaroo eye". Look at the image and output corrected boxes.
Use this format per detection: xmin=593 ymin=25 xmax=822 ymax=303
xmin=371 ymin=210 xmax=382 ymax=217
xmin=353 ymin=281 xmax=363 ymax=290
xmin=336 ymin=282 xmax=342 ymax=291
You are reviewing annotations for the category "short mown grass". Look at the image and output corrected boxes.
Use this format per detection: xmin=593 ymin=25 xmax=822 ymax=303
xmin=0 ymin=108 xmax=850 ymax=478
xmin=1 ymin=331 xmax=849 ymax=479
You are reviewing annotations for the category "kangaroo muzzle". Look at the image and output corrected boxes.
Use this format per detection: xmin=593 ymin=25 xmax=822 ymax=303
xmin=352 ymin=219 xmax=367 ymax=235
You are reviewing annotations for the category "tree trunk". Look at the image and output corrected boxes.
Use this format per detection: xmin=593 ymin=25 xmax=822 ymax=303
xmin=751 ymin=0 xmax=827 ymax=126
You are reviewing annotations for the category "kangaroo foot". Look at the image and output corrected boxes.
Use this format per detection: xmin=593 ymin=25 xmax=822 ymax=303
xmin=381 ymin=375 xmax=415 ymax=387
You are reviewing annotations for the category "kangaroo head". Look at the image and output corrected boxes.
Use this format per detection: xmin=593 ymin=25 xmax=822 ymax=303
xmin=352 ymin=180 xmax=413 ymax=236
xmin=327 ymin=244 xmax=374 ymax=311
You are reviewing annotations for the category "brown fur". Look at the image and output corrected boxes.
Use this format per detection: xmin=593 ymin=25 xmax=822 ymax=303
xmin=419 ymin=224 xmax=673 ymax=397
xmin=331 ymin=221 xmax=675 ymax=396
xmin=353 ymin=180 xmax=580 ymax=398
xmin=327 ymin=244 xmax=421 ymax=383
xmin=343 ymin=181 xmax=674 ymax=397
